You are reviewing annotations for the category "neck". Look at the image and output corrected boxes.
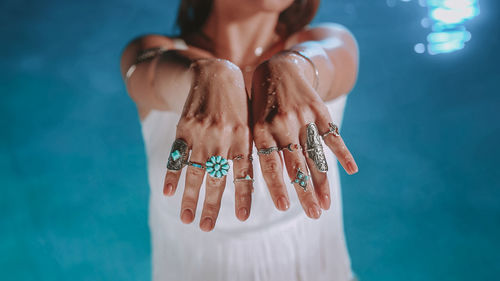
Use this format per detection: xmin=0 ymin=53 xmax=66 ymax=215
xmin=202 ymin=3 xmax=280 ymax=66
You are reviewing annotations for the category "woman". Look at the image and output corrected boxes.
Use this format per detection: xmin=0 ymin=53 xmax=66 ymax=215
xmin=120 ymin=0 xmax=359 ymax=280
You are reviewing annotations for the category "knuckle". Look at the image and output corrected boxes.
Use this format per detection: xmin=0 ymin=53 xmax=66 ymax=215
xmin=236 ymin=192 xmax=252 ymax=205
xmin=181 ymin=197 xmax=198 ymax=209
xmin=311 ymin=99 xmax=328 ymax=115
xmin=233 ymin=124 xmax=250 ymax=140
xmin=187 ymin=166 xmax=205 ymax=177
xmin=276 ymin=111 xmax=297 ymax=125
xmin=263 ymin=160 xmax=280 ymax=174
xmin=235 ymin=166 xmax=250 ymax=178
xmin=203 ymin=201 xmax=221 ymax=215
xmin=299 ymin=190 xmax=316 ymax=204
xmin=289 ymin=159 xmax=304 ymax=171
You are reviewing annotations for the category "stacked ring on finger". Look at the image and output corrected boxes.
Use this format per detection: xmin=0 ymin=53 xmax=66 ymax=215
xmin=231 ymin=154 xmax=253 ymax=161
xmin=257 ymin=146 xmax=279 ymax=155
xmin=233 ymin=175 xmax=255 ymax=183
xmin=279 ymin=143 xmax=302 ymax=152
xmin=321 ymin=122 xmax=340 ymax=138
xmin=205 ymin=156 xmax=230 ymax=178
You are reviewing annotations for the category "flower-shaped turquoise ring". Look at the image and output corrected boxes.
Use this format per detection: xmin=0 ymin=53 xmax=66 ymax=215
xmin=205 ymin=156 xmax=230 ymax=178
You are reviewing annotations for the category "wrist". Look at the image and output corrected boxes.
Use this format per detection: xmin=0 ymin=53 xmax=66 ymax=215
xmin=190 ymin=58 xmax=244 ymax=85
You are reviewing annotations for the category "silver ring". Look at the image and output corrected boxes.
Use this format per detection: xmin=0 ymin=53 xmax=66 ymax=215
xmin=231 ymin=154 xmax=253 ymax=161
xmin=257 ymin=146 xmax=279 ymax=155
xmin=306 ymin=123 xmax=328 ymax=172
xmin=321 ymin=122 xmax=340 ymax=138
xmin=167 ymin=138 xmax=189 ymax=171
xmin=233 ymin=175 xmax=254 ymax=183
xmin=279 ymin=143 xmax=302 ymax=152
xmin=186 ymin=161 xmax=205 ymax=169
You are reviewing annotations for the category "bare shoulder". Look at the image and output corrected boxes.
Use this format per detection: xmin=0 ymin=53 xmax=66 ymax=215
xmin=120 ymin=34 xmax=176 ymax=79
xmin=284 ymin=23 xmax=356 ymax=48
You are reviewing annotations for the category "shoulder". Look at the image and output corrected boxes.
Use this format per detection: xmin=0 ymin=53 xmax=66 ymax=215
xmin=120 ymin=34 xmax=177 ymax=78
xmin=284 ymin=22 xmax=356 ymax=48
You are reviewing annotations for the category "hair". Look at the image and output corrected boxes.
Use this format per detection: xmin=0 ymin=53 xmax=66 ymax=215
xmin=176 ymin=0 xmax=320 ymax=39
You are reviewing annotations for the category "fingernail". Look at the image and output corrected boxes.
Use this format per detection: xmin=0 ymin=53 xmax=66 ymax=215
xmin=180 ymin=209 xmax=193 ymax=223
xmin=164 ymin=183 xmax=173 ymax=196
xmin=200 ymin=217 xmax=213 ymax=231
xmin=238 ymin=207 xmax=248 ymax=221
xmin=308 ymin=205 xmax=321 ymax=219
xmin=347 ymin=162 xmax=358 ymax=174
xmin=277 ymin=196 xmax=289 ymax=211
xmin=321 ymin=194 xmax=331 ymax=210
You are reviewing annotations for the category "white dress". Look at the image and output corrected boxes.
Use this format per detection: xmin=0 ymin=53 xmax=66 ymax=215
xmin=140 ymin=93 xmax=357 ymax=281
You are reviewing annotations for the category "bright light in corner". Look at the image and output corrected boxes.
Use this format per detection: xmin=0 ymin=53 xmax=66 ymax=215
xmin=424 ymin=0 xmax=480 ymax=54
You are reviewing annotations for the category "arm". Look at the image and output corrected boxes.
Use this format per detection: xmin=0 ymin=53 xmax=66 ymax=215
xmin=283 ymin=23 xmax=359 ymax=101
xmin=120 ymin=35 xmax=255 ymax=231
xmin=119 ymin=35 xmax=212 ymax=113
xmin=250 ymin=23 xmax=359 ymax=219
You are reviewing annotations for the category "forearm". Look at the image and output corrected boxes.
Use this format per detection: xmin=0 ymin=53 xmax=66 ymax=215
xmin=120 ymin=36 xmax=211 ymax=113
xmin=283 ymin=24 xmax=359 ymax=101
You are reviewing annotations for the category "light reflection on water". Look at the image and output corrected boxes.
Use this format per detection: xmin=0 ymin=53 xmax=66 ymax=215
xmin=426 ymin=0 xmax=480 ymax=54
xmin=389 ymin=0 xmax=480 ymax=54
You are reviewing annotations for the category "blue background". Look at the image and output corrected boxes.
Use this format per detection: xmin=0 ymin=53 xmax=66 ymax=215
xmin=1 ymin=0 xmax=499 ymax=280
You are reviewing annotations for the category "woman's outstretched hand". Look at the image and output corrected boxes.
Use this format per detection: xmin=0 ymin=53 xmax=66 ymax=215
xmin=163 ymin=59 xmax=254 ymax=231
xmin=251 ymin=51 xmax=358 ymax=219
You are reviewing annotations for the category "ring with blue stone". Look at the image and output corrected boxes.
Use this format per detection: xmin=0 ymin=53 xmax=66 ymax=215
xmin=291 ymin=168 xmax=309 ymax=192
xmin=167 ymin=138 xmax=189 ymax=171
xmin=186 ymin=161 xmax=205 ymax=169
xmin=205 ymin=155 xmax=230 ymax=178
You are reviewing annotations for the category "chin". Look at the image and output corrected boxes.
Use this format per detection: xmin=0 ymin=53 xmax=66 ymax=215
xmin=243 ymin=0 xmax=295 ymax=13
xmin=259 ymin=0 xmax=295 ymax=11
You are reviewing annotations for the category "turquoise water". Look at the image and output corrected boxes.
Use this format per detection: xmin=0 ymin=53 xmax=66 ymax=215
xmin=1 ymin=0 xmax=499 ymax=280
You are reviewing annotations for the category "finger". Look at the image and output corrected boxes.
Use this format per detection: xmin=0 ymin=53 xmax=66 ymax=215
xmin=276 ymin=138 xmax=322 ymax=219
xmin=163 ymin=137 xmax=190 ymax=196
xmin=200 ymin=152 xmax=230 ymax=232
xmin=229 ymin=130 xmax=253 ymax=221
xmin=254 ymin=123 xmax=290 ymax=211
xmin=231 ymin=156 xmax=253 ymax=221
xmin=303 ymin=148 xmax=331 ymax=211
xmin=179 ymin=148 xmax=206 ymax=224
xmin=315 ymin=109 xmax=358 ymax=175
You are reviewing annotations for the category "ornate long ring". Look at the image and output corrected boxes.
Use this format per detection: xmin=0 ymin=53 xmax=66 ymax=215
xmin=291 ymin=168 xmax=309 ymax=192
xmin=257 ymin=146 xmax=279 ymax=155
xmin=233 ymin=175 xmax=254 ymax=183
xmin=206 ymin=156 xmax=230 ymax=178
xmin=321 ymin=122 xmax=340 ymax=138
xmin=167 ymin=138 xmax=189 ymax=170
xmin=306 ymin=123 xmax=328 ymax=172
xmin=186 ymin=161 xmax=205 ymax=169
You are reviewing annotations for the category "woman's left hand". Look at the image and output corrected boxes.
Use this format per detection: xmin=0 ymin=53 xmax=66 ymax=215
xmin=250 ymin=51 xmax=358 ymax=219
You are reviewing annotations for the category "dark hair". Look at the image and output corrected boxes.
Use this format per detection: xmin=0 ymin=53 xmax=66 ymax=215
xmin=176 ymin=0 xmax=320 ymax=39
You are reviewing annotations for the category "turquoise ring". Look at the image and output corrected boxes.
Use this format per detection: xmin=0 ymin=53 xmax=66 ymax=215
xmin=186 ymin=161 xmax=205 ymax=169
xmin=292 ymin=168 xmax=309 ymax=191
xmin=206 ymin=156 xmax=230 ymax=178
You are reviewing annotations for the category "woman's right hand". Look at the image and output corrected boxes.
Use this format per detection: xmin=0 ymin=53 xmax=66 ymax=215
xmin=162 ymin=58 xmax=254 ymax=232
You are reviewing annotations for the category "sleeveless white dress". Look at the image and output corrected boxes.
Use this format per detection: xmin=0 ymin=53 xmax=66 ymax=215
xmin=139 ymin=90 xmax=358 ymax=281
